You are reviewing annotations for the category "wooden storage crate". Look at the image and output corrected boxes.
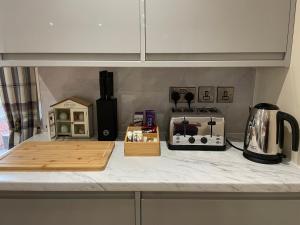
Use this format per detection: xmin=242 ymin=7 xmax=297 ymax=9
xmin=124 ymin=126 xmax=160 ymax=156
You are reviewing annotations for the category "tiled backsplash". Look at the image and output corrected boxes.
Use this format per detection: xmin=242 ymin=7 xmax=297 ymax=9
xmin=38 ymin=67 xmax=255 ymax=138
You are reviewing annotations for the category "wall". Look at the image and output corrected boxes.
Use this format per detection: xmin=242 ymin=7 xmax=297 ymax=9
xmin=254 ymin=0 xmax=300 ymax=164
xmin=38 ymin=67 xmax=255 ymax=139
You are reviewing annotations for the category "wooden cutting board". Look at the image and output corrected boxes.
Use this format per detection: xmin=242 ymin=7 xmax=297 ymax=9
xmin=0 ymin=141 xmax=115 ymax=171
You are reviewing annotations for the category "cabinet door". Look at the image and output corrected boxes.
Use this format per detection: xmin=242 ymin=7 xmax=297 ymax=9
xmin=0 ymin=0 xmax=140 ymax=53
xmin=0 ymin=195 xmax=135 ymax=225
xmin=146 ymin=0 xmax=291 ymax=54
xmin=142 ymin=196 xmax=300 ymax=225
xmin=48 ymin=110 xmax=56 ymax=139
xmin=71 ymin=109 xmax=89 ymax=137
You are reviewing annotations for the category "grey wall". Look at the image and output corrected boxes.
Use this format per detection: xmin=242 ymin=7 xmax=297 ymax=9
xmin=38 ymin=67 xmax=255 ymax=138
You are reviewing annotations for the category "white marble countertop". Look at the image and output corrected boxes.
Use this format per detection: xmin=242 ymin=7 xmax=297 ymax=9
xmin=0 ymin=133 xmax=300 ymax=192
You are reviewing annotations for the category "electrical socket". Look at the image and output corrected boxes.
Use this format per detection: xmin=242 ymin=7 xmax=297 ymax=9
xmin=169 ymin=87 xmax=196 ymax=103
xmin=217 ymin=87 xmax=234 ymax=103
xmin=198 ymin=86 xmax=215 ymax=103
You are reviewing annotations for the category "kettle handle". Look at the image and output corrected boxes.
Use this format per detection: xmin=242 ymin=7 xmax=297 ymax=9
xmin=277 ymin=111 xmax=300 ymax=151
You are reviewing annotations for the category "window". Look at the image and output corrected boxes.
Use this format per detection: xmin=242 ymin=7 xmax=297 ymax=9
xmin=0 ymin=103 xmax=9 ymax=155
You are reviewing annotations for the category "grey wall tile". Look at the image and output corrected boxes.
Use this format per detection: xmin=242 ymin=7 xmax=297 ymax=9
xmin=38 ymin=67 xmax=255 ymax=137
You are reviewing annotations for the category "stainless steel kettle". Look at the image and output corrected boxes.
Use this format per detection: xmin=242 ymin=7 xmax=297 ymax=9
xmin=244 ymin=103 xmax=299 ymax=164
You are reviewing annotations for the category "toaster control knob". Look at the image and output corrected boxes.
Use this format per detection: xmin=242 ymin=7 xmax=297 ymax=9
xmin=188 ymin=137 xmax=195 ymax=144
xmin=201 ymin=137 xmax=208 ymax=144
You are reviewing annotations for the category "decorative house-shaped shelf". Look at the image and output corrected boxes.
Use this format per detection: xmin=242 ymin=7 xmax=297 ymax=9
xmin=48 ymin=97 xmax=93 ymax=139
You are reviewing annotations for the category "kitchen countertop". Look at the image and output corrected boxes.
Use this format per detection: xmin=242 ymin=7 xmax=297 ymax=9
xmin=0 ymin=133 xmax=300 ymax=193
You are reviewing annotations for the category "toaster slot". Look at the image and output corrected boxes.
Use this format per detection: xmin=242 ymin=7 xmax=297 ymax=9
xmin=211 ymin=117 xmax=225 ymax=137
xmin=173 ymin=118 xmax=198 ymax=137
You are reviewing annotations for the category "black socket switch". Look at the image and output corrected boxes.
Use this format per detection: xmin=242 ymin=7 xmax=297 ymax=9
xmin=184 ymin=92 xmax=194 ymax=109
xmin=171 ymin=91 xmax=181 ymax=108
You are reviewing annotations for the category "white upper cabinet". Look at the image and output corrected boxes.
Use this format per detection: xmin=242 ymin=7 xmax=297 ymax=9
xmin=0 ymin=0 xmax=140 ymax=53
xmin=0 ymin=0 xmax=296 ymax=66
xmin=146 ymin=0 xmax=291 ymax=54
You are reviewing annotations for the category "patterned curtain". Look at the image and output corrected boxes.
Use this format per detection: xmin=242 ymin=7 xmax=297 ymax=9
xmin=0 ymin=67 xmax=41 ymax=148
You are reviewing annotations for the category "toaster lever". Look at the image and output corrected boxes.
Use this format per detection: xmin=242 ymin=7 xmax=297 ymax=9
xmin=208 ymin=121 xmax=216 ymax=126
xmin=182 ymin=118 xmax=189 ymax=137
xmin=208 ymin=120 xmax=216 ymax=137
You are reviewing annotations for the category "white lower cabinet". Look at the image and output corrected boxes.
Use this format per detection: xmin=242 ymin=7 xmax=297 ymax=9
xmin=0 ymin=193 xmax=135 ymax=225
xmin=141 ymin=194 xmax=300 ymax=225
xmin=1 ymin=192 xmax=300 ymax=225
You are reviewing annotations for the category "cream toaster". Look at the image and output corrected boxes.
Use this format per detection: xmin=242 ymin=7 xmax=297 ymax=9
xmin=168 ymin=108 xmax=226 ymax=151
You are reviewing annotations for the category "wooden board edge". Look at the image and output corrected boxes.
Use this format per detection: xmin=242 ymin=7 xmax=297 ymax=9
xmin=0 ymin=141 xmax=116 ymax=171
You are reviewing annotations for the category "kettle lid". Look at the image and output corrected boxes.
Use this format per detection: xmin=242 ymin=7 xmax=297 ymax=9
xmin=254 ymin=103 xmax=279 ymax=110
